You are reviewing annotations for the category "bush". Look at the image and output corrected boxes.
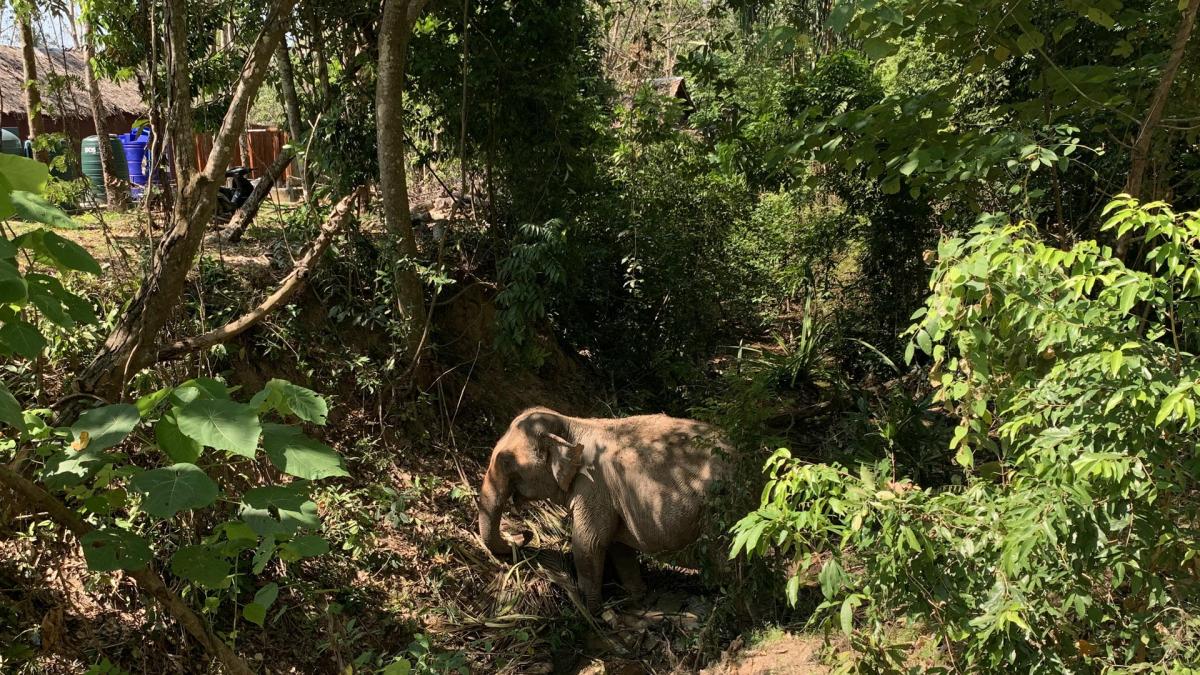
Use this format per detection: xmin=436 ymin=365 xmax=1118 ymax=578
xmin=733 ymin=198 xmax=1200 ymax=671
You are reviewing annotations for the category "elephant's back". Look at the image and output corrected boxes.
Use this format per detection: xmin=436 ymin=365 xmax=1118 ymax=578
xmin=602 ymin=428 xmax=728 ymax=554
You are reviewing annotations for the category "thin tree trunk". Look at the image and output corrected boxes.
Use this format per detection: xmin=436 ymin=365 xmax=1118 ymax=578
xmin=0 ymin=465 xmax=254 ymax=675
xmin=376 ymin=0 xmax=432 ymax=359
xmin=1117 ymin=0 xmax=1200 ymax=258
xmin=18 ymin=10 xmax=47 ymax=164
xmin=224 ymin=147 xmax=294 ymax=242
xmin=275 ymin=33 xmax=306 ymax=198
xmin=82 ymin=19 xmax=131 ymax=211
xmin=70 ymin=0 xmax=297 ymax=409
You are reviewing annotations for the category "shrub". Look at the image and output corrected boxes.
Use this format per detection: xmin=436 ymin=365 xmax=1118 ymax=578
xmin=733 ymin=198 xmax=1200 ymax=671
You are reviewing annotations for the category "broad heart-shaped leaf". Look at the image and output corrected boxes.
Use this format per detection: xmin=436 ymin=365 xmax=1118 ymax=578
xmin=12 ymin=191 xmax=79 ymax=230
xmin=0 ymin=259 xmax=27 ymax=304
xmin=0 ymin=153 xmax=50 ymax=193
xmin=262 ymin=424 xmax=348 ymax=480
xmin=240 ymin=484 xmax=318 ymax=536
xmin=80 ymin=528 xmax=152 ymax=572
xmin=129 ymin=463 xmax=219 ymax=518
xmin=71 ymin=404 xmax=140 ymax=452
xmin=155 ymin=410 xmax=202 ymax=463
xmin=169 ymin=378 xmax=232 ymax=406
xmin=0 ymin=236 xmax=15 ymax=259
xmin=0 ymin=380 xmax=26 ymax=431
xmin=0 ymin=319 xmax=46 ymax=359
xmin=170 ymin=544 xmax=231 ymax=588
xmin=42 ymin=449 xmax=115 ymax=489
xmin=278 ymin=534 xmax=330 ymax=561
xmin=176 ymin=399 xmax=261 ymax=458
xmin=250 ymin=379 xmax=328 ymax=425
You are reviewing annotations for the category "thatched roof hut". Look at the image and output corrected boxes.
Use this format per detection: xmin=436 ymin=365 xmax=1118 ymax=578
xmin=0 ymin=45 xmax=145 ymax=142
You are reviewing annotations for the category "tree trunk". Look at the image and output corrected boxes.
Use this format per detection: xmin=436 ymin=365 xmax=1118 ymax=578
xmin=82 ymin=20 xmax=131 ymax=211
xmin=224 ymin=147 xmax=294 ymax=242
xmin=1117 ymin=0 xmax=1200 ymax=258
xmin=275 ymin=34 xmax=305 ymax=198
xmin=376 ymin=0 xmax=432 ymax=359
xmin=18 ymin=11 xmax=47 ymax=165
xmin=70 ymin=0 xmax=297 ymax=409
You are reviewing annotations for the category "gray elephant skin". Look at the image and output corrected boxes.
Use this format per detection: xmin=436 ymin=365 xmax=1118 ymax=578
xmin=477 ymin=406 xmax=731 ymax=612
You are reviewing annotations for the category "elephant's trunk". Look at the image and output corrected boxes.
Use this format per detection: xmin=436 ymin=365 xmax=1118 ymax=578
xmin=478 ymin=454 xmax=512 ymax=556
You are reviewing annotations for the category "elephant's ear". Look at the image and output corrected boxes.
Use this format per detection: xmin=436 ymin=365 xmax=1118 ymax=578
xmin=544 ymin=432 xmax=584 ymax=493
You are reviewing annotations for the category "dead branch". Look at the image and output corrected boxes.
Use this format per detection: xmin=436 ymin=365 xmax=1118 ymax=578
xmin=156 ymin=188 xmax=362 ymax=362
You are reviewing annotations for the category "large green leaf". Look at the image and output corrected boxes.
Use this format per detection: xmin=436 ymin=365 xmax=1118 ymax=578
xmin=80 ymin=528 xmax=152 ymax=572
xmin=71 ymin=404 xmax=140 ymax=452
xmin=42 ymin=449 xmax=114 ymax=488
xmin=129 ymin=463 xmax=219 ymax=518
xmin=240 ymin=484 xmax=318 ymax=536
xmin=169 ymin=378 xmax=232 ymax=406
xmin=278 ymin=534 xmax=329 ymax=561
xmin=0 ymin=259 xmax=27 ymax=304
xmin=0 ymin=380 xmax=25 ymax=431
xmin=250 ymin=379 xmax=328 ymax=424
xmin=0 ymin=237 xmax=15 ymax=259
xmin=41 ymin=231 xmax=101 ymax=275
xmin=12 ymin=229 xmax=100 ymax=275
xmin=155 ymin=410 xmax=202 ymax=463
xmin=170 ymin=545 xmax=231 ymax=588
xmin=11 ymin=191 xmax=79 ymax=230
xmin=0 ymin=319 xmax=45 ymax=359
xmin=175 ymin=399 xmax=261 ymax=458
xmin=242 ymin=582 xmax=279 ymax=627
xmin=261 ymin=424 xmax=348 ymax=480
xmin=0 ymin=153 xmax=50 ymax=193
xmin=25 ymin=273 xmax=74 ymax=327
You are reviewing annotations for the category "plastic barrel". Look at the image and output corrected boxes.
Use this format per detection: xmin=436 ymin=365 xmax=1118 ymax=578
xmin=81 ymin=135 xmax=130 ymax=201
xmin=0 ymin=129 xmax=22 ymax=156
xmin=119 ymin=128 xmax=151 ymax=199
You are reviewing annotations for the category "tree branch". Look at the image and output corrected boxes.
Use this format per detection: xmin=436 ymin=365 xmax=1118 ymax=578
xmin=1116 ymin=0 xmax=1200 ymax=260
xmin=202 ymin=0 xmax=299 ymax=185
xmin=0 ymin=465 xmax=253 ymax=675
xmin=1124 ymin=0 xmax=1200 ymax=200
xmin=156 ymin=188 xmax=362 ymax=362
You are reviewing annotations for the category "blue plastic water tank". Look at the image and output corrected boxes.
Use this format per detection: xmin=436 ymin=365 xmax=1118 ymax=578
xmin=119 ymin=127 xmax=151 ymax=198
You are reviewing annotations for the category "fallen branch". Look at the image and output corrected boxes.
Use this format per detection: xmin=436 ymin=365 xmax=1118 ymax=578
xmin=157 ymin=188 xmax=362 ymax=362
xmin=224 ymin=147 xmax=296 ymax=243
xmin=0 ymin=464 xmax=253 ymax=675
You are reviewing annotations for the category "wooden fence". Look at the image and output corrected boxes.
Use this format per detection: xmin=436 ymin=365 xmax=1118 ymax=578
xmin=190 ymin=125 xmax=293 ymax=180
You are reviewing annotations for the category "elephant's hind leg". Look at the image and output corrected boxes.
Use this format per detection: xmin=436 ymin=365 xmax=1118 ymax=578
xmin=609 ymin=542 xmax=646 ymax=601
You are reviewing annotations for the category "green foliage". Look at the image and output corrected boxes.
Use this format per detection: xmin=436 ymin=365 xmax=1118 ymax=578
xmin=734 ymin=198 xmax=1200 ymax=670
xmin=495 ymin=220 xmax=566 ymax=367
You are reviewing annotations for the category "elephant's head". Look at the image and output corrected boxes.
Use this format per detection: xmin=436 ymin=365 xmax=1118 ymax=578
xmin=478 ymin=409 xmax=584 ymax=556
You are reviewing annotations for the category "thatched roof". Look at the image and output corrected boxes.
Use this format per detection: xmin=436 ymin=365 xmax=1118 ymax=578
xmin=0 ymin=46 xmax=144 ymax=118
xmin=649 ymin=76 xmax=691 ymax=105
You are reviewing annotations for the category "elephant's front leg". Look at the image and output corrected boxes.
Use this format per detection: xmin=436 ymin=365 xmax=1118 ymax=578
xmin=572 ymin=500 xmax=616 ymax=614
xmin=609 ymin=542 xmax=646 ymax=601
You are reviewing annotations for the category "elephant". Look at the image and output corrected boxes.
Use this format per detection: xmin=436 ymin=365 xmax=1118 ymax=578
xmin=477 ymin=406 xmax=731 ymax=613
